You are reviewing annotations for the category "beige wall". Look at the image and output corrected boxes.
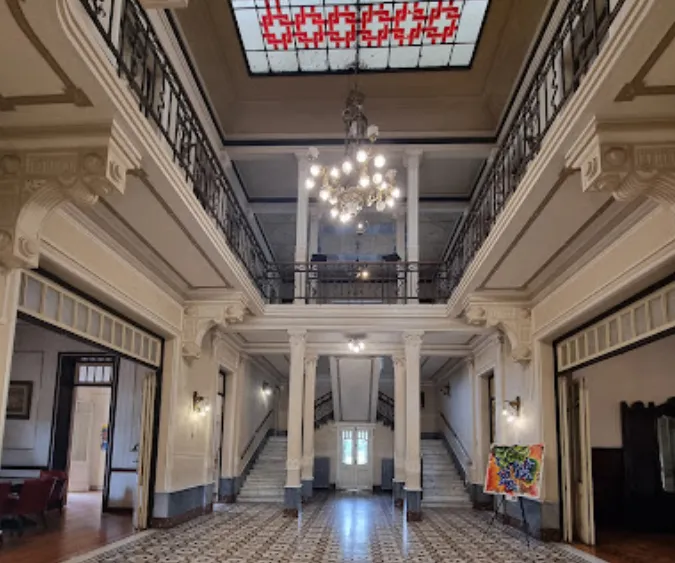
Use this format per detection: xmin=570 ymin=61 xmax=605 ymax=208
xmin=575 ymin=334 xmax=675 ymax=448
xmin=237 ymin=364 xmax=275 ymax=473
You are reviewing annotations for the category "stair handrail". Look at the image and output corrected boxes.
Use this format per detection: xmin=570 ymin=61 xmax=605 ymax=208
xmin=439 ymin=411 xmax=472 ymax=480
xmin=377 ymin=392 xmax=394 ymax=429
xmin=314 ymin=391 xmax=334 ymax=428
xmin=240 ymin=408 xmax=275 ymax=461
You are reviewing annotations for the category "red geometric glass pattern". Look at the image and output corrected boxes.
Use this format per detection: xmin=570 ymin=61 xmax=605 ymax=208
xmin=231 ymin=0 xmax=489 ymax=74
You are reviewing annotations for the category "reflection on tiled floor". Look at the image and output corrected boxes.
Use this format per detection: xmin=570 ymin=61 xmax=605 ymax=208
xmin=75 ymin=494 xmax=597 ymax=563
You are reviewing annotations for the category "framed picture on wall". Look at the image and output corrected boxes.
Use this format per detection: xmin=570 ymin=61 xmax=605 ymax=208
xmin=7 ymin=381 xmax=33 ymax=420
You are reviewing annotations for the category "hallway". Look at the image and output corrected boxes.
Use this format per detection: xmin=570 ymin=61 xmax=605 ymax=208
xmin=68 ymin=495 xmax=595 ymax=563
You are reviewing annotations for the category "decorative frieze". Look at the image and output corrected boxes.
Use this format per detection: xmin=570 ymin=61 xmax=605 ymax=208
xmin=182 ymin=295 xmax=248 ymax=360
xmin=567 ymin=120 xmax=675 ymax=212
xmin=464 ymin=299 xmax=532 ymax=363
xmin=0 ymin=122 xmax=140 ymax=269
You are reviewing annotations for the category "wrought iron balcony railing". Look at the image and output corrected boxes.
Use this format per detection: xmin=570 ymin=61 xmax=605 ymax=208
xmin=81 ymin=0 xmax=626 ymax=305
xmin=444 ymin=0 xmax=627 ymax=292
xmin=265 ymin=261 xmax=452 ymax=304
xmin=81 ymin=0 xmax=269 ymax=292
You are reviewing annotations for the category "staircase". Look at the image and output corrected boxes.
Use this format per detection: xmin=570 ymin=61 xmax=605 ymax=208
xmin=421 ymin=439 xmax=471 ymax=508
xmin=237 ymin=436 xmax=286 ymax=503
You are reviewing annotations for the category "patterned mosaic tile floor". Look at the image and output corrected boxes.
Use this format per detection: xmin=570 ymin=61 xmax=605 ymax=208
xmin=73 ymin=494 xmax=600 ymax=563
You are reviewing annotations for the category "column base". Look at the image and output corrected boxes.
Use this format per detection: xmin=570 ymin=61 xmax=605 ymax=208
xmin=219 ymin=478 xmax=237 ymax=503
xmin=284 ymin=486 xmax=302 ymax=516
xmin=405 ymin=489 xmax=422 ymax=522
xmin=301 ymin=479 xmax=314 ymax=501
xmin=393 ymin=481 xmax=404 ymax=507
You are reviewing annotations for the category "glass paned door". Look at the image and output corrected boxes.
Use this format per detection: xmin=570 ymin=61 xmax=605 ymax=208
xmin=337 ymin=426 xmax=373 ymax=490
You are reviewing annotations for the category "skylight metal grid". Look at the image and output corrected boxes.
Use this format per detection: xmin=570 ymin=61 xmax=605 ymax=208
xmin=230 ymin=0 xmax=490 ymax=75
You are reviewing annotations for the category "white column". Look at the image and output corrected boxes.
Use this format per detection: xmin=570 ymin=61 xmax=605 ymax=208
xmin=302 ymin=353 xmax=318 ymax=496
xmin=309 ymin=209 xmax=320 ymax=258
xmin=0 ymin=269 xmax=21 ymax=463
xmin=393 ymin=353 xmax=407 ymax=503
xmin=285 ymin=330 xmax=306 ymax=511
xmin=396 ymin=212 xmax=406 ymax=260
xmin=295 ymin=157 xmax=310 ymax=303
xmin=404 ymin=330 xmax=423 ymax=519
xmin=405 ymin=151 xmax=421 ymax=299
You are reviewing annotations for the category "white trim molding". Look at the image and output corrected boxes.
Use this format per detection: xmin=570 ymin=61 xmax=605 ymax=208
xmin=464 ymin=296 xmax=532 ymax=363
xmin=182 ymin=296 xmax=248 ymax=360
xmin=0 ymin=121 xmax=140 ymax=270
xmin=567 ymin=119 xmax=675 ymax=212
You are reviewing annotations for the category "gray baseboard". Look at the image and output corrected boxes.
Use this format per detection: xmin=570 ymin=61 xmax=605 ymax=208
xmin=301 ymin=479 xmax=314 ymax=500
xmin=405 ymin=489 xmax=422 ymax=521
xmin=499 ymin=497 xmax=561 ymax=541
xmin=152 ymin=483 xmax=214 ymax=526
xmin=284 ymin=486 xmax=301 ymax=516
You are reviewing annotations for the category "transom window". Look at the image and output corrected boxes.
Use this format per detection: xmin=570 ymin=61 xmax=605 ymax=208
xmin=76 ymin=359 xmax=114 ymax=385
xmin=230 ymin=0 xmax=490 ymax=75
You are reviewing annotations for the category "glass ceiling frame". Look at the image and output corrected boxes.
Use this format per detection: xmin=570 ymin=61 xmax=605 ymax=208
xmin=229 ymin=0 xmax=491 ymax=75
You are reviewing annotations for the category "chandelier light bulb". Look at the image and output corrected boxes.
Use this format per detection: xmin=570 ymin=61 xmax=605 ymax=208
xmin=330 ymin=167 xmax=340 ymax=179
xmin=392 ymin=187 xmax=401 ymax=198
xmin=305 ymin=178 xmax=315 ymax=190
xmin=361 ymin=270 xmax=369 ymax=279
xmin=329 ymin=196 xmax=338 ymax=205
xmin=310 ymin=164 xmax=321 ymax=177
xmin=330 ymin=207 xmax=339 ymax=218
xmin=376 ymin=200 xmax=386 ymax=212
xmin=372 ymin=172 xmax=383 ymax=184
xmin=386 ymin=197 xmax=395 ymax=208
xmin=319 ymin=189 xmax=330 ymax=201
xmin=342 ymin=159 xmax=353 ymax=174
xmin=374 ymin=154 xmax=386 ymax=168
xmin=378 ymin=182 xmax=388 ymax=191
xmin=359 ymin=176 xmax=370 ymax=188
xmin=340 ymin=213 xmax=351 ymax=223
xmin=356 ymin=150 xmax=368 ymax=163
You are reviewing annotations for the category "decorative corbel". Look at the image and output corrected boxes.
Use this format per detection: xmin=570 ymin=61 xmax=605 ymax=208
xmin=566 ymin=119 xmax=675 ymax=213
xmin=464 ymin=300 xmax=532 ymax=363
xmin=0 ymin=121 xmax=140 ymax=270
xmin=182 ymin=295 xmax=247 ymax=361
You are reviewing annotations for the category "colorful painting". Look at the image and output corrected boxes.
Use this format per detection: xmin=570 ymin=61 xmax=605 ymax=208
xmin=484 ymin=444 xmax=544 ymax=499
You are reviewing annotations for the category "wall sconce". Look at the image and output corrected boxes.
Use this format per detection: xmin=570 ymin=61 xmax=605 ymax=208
xmin=502 ymin=396 xmax=521 ymax=423
xmin=262 ymin=382 xmax=273 ymax=397
xmin=192 ymin=392 xmax=210 ymax=417
xmin=441 ymin=385 xmax=450 ymax=396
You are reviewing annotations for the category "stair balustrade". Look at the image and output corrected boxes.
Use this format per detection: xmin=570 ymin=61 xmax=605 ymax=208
xmin=376 ymin=392 xmax=395 ymax=429
xmin=314 ymin=392 xmax=334 ymax=428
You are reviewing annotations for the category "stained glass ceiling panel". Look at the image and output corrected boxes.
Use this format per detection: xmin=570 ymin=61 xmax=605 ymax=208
xmin=230 ymin=0 xmax=490 ymax=75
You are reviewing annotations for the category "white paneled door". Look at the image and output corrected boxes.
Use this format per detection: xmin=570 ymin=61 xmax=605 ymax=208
xmin=68 ymin=398 xmax=94 ymax=492
xmin=337 ymin=425 xmax=373 ymax=491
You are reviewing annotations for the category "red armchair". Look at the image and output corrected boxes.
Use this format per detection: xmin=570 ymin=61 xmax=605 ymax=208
xmin=4 ymin=479 xmax=53 ymax=535
xmin=0 ymin=483 xmax=11 ymax=547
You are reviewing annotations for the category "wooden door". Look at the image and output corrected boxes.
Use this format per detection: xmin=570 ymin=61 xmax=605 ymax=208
xmin=69 ymin=398 xmax=94 ymax=492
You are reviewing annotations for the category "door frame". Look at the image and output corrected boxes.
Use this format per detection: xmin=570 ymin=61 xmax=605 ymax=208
xmin=336 ymin=422 xmax=375 ymax=491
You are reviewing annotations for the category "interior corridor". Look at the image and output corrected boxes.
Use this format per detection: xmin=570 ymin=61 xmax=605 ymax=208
xmin=54 ymin=495 xmax=596 ymax=563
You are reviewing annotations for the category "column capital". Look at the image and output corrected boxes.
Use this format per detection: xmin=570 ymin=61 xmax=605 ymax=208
xmin=288 ymin=329 xmax=307 ymax=347
xmin=404 ymin=149 xmax=423 ymax=168
xmin=392 ymin=353 xmax=406 ymax=368
xmin=304 ymin=353 xmax=318 ymax=369
xmin=464 ymin=297 xmax=532 ymax=363
xmin=567 ymin=119 xmax=675 ymax=212
xmin=403 ymin=330 xmax=424 ymax=348
xmin=0 ymin=121 xmax=140 ymax=270
xmin=182 ymin=294 xmax=248 ymax=360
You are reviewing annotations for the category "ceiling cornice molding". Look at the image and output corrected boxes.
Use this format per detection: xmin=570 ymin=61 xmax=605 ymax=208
xmin=239 ymin=341 xmax=472 ymax=357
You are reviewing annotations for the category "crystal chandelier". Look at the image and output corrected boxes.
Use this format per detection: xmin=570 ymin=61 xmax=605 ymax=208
xmin=305 ymin=87 xmax=401 ymax=223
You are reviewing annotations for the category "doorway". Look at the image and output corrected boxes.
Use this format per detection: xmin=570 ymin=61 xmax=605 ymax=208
xmin=213 ymin=371 xmax=225 ymax=500
xmin=68 ymin=384 xmax=112 ymax=495
xmin=337 ymin=425 xmax=373 ymax=491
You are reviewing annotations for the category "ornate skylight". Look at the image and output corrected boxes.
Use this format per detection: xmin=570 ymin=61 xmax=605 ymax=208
xmin=230 ymin=0 xmax=490 ymax=75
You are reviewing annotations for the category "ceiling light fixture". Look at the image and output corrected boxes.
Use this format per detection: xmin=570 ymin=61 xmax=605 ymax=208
xmin=348 ymin=337 xmax=366 ymax=353
xmin=306 ymin=86 xmax=400 ymax=222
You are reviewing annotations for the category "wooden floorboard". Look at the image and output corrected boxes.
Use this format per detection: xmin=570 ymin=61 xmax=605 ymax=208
xmin=574 ymin=530 xmax=675 ymax=563
xmin=0 ymin=492 xmax=135 ymax=563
